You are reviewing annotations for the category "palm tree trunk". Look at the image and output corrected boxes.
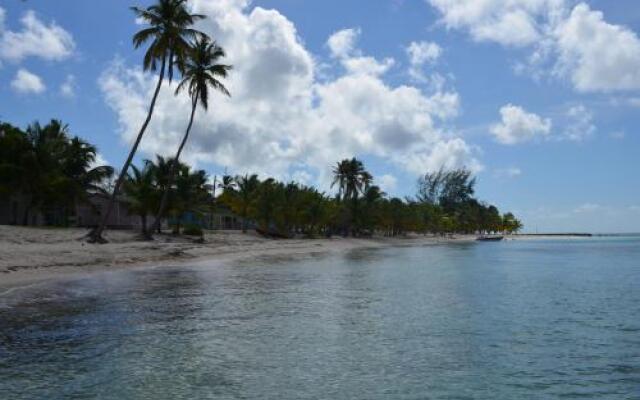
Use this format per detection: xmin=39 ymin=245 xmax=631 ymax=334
xmin=141 ymin=214 xmax=147 ymax=236
xmin=89 ymin=56 xmax=167 ymax=243
xmin=149 ymin=95 xmax=198 ymax=236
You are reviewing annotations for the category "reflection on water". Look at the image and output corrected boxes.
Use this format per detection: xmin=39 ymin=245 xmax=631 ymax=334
xmin=1 ymin=238 xmax=640 ymax=399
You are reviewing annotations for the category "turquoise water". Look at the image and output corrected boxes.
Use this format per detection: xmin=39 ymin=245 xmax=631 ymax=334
xmin=1 ymin=237 xmax=639 ymax=399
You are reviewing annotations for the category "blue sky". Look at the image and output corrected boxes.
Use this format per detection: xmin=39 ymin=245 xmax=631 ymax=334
xmin=1 ymin=0 xmax=639 ymax=233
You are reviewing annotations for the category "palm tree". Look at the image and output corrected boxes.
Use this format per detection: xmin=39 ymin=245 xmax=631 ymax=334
xmin=23 ymin=120 xmax=73 ymax=225
xmin=331 ymin=157 xmax=372 ymax=235
xmin=149 ymin=37 xmax=231 ymax=234
xmin=90 ymin=0 xmax=206 ymax=243
xmin=331 ymin=158 xmax=371 ymax=202
xmin=218 ymin=174 xmax=236 ymax=192
xmin=123 ymin=163 xmax=157 ymax=237
xmin=170 ymin=164 xmax=211 ymax=234
xmin=231 ymin=174 xmax=260 ymax=233
xmin=61 ymin=137 xmax=114 ymax=225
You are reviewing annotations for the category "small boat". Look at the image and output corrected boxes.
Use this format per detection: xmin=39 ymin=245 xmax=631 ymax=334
xmin=477 ymin=235 xmax=504 ymax=242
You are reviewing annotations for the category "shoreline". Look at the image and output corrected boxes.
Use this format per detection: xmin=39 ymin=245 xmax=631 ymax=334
xmin=0 ymin=226 xmax=600 ymax=290
xmin=0 ymin=226 xmax=477 ymax=289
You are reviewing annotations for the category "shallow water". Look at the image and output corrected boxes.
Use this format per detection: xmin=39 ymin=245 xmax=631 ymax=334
xmin=1 ymin=237 xmax=639 ymax=399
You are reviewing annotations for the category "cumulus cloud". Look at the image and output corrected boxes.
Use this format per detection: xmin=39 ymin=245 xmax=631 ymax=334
xmin=491 ymin=104 xmax=551 ymax=145
xmin=11 ymin=68 xmax=45 ymax=94
xmin=425 ymin=1 xmax=640 ymax=93
xmin=327 ymin=28 xmax=360 ymax=59
xmin=406 ymin=40 xmax=442 ymax=82
xmin=0 ymin=8 xmax=75 ymax=62
xmin=553 ymin=3 xmax=640 ymax=92
xmin=426 ymin=0 xmax=563 ymax=47
xmin=327 ymin=28 xmax=396 ymax=77
xmin=100 ymin=0 xmax=478 ymax=189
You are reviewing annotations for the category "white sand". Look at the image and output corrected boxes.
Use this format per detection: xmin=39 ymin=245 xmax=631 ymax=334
xmin=0 ymin=226 xmax=475 ymax=288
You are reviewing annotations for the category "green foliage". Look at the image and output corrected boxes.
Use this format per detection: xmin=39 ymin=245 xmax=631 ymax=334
xmin=0 ymin=117 xmax=522 ymax=237
xmin=182 ymin=224 xmax=203 ymax=237
xmin=118 ymin=156 xmax=212 ymax=236
xmin=0 ymin=120 xmax=113 ymax=226
xmin=131 ymin=0 xmax=206 ymax=80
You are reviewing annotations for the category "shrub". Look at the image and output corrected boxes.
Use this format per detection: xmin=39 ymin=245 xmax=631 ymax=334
xmin=183 ymin=224 xmax=203 ymax=237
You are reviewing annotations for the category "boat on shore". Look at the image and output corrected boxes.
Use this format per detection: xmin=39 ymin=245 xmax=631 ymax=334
xmin=476 ymin=235 xmax=504 ymax=242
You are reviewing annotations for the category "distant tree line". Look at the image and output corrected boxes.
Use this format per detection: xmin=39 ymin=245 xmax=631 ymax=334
xmin=0 ymin=120 xmax=522 ymax=238
xmin=217 ymin=158 xmax=523 ymax=238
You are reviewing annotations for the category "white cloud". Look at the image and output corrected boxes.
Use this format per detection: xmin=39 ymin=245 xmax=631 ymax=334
xmin=342 ymin=56 xmax=396 ymax=77
xmin=407 ymin=41 xmax=442 ymax=65
xmin=11 ymin=68 xmax=45 ymax=94
xmin=406 ymin=41 xmax=442 ymax=82
xmin=563 ymin=104 xmax=595 ymax=141
xmin=490 ymin=104 xmax=551 ymax=145
xmin=327 ymin=27 xmax=396 ymax=77
xmin=378 ymin=174 xmax=398 ymax=194
xmin=100 ymin=0 xmax=479 ymax=190
xmin=426 ymin=1 xmax=640 ymax=93
xmin=327 ymin=28 xmax=360 ymax=59
xmin=60 ymin=74 xmax=76 ymax=98
xmin=553 ymin=3 xmax=640 ymax=92
xmin=0 ymin=9 xmax=75 ymax=62
xmin=90 ymin=153 xmax=109 ymax=170
xmin=426 ymin=0 xmax=563 ymax=47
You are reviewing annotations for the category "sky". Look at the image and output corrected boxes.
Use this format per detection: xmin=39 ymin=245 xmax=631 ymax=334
xmin=1 ymin=0 xmax=639 ymax=233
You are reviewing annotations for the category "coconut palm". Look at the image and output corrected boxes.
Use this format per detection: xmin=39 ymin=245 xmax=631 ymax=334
xmin=169 ymin=164 xmax=211 ymax=234
xmin=90 ymin=0 xmax=206 ymax=243
xmin=123 ymin=163 xmax=157 ymax=237
xmin=231 ymin=174 xmax=260 ymax=233
xmin=331 ymin=158 xmax=371 ymax=202
xmin=218 ymin=174 xmax=236 ymax=193
xmin=331 ymin=158 xmax=372 ymax=235
xmin=61 ymin=137 xmax=114 ymax=225
xmin=149 ymin=37 xmax=231 ymax=234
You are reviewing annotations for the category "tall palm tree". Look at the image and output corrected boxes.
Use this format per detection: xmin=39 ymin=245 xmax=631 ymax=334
xmin=90 ymin=0 xmax=206 ymax=243
xmin=331 ymin=157 xmax=372 ymax=235
xmin=331 ymin=158 xmax=371 ymax=202
xmin=149 ymin=37 xmax=231 ymax=234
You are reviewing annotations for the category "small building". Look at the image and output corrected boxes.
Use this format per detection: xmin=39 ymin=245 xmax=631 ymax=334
xmin=0 ymin=193 xmax=142 ymax=229
xmin=74 ymin=193 xmax=143 ymax=229
xmin=169 ymin=204 xmax=243 ymax=230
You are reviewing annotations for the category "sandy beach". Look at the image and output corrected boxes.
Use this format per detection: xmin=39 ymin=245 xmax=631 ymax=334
xmin=0 ymin=226 xmax=479 ymax=288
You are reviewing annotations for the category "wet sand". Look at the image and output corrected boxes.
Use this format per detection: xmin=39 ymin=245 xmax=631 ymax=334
xmin=0 ymin=226 xmax=476 ymax=288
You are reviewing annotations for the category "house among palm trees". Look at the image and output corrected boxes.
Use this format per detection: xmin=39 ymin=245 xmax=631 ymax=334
xmin=0 ymin=192 xmax=144 ymax=229
xmin=75 ymin=193 xmax=145 ymax=229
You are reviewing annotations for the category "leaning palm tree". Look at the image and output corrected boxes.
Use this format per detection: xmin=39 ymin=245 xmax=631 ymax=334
xmin=149 ymin=37 xmax=231 ymax=234
xmin=89 ymin=0 xmax=206 ymax=243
